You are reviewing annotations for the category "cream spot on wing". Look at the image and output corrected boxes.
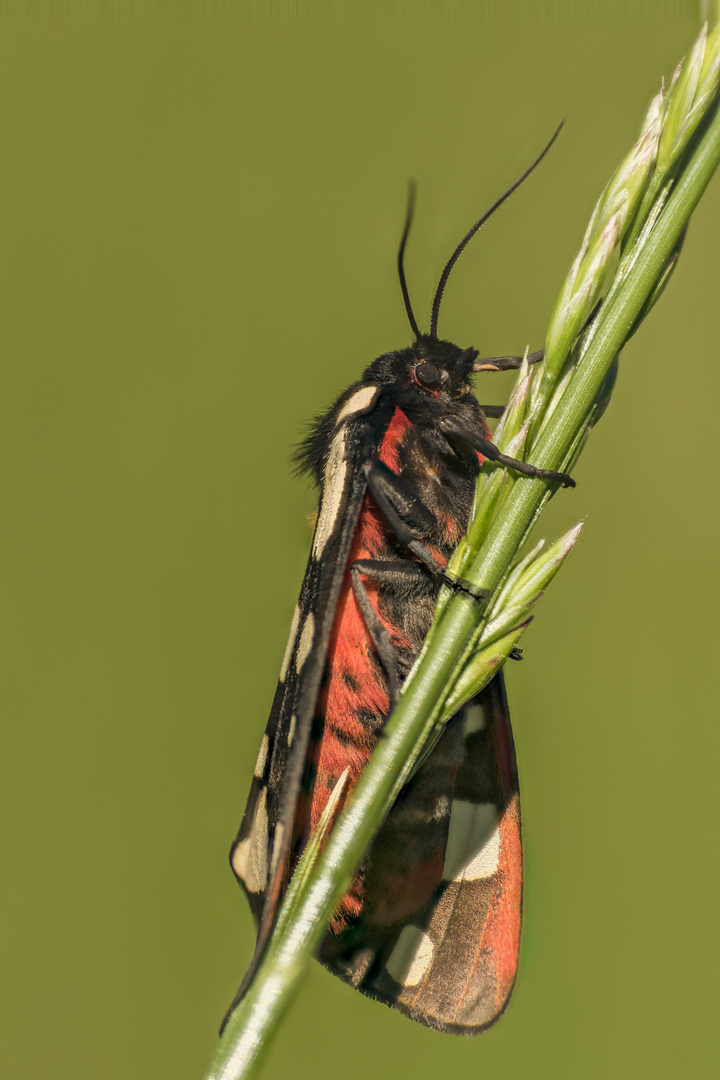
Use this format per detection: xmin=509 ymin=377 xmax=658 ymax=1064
xmin=287 ymin=712 xmax=297 ymax=748
xmin=386 ymin=926 xmax=435 ymax=987
xmin=464 ymin=702 xmax=486 ymax=734
xmin=443 ymin=800 xmax=500 ymax=882
xmin=460 ymin=827 xmax=501 ymax=880
xmin=432 ymin=794 xmax=450 ymax=822
xmin=312 ymin=429 xmax=347 ymax=557
xmin=279 ymin=603 xmax=301 ymax=683
xmin=336 ymin=384 xmax=379 ymax=424
xmin=231 ymin=789 xmax=268 ymax=893
xmin=253 ymin=734 xmax=270 ymax=778
xmin=296 ymin=612 xmax=315 ymax=672
xmin=346 ymin=947 xmax=375 ymax=988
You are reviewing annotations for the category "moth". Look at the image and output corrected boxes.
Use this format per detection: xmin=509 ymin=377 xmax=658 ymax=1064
xmin=228 ymin=131 xmax=573 ymax=1035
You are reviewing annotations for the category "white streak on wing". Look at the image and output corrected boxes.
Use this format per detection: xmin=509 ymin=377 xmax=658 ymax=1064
xmin=310 ymin=386 xmax=379 ymax=559
xmin=336 ymin=384 xmax=379 ymax=424
xmin=253 ymin=734 xmax=270 ymax=778
xmin=312 ymin=428 xmax=348 ymax=557
xmin=443 ymin=800 xmax=500 ymax=883
xmin=231 ymin=788 xmax=268 ymax=893
xmin=287 ymin=712 xmax=297 ymax=747
xmin=296 ymin=612 xmax=315 ymax=672
xmin=386 ymin=926 xmax=435 ymax=987
xmin=279 ymin=603 xmax=301 ymax=683
xmin=464 ymin=702 xmax=487 ymax=734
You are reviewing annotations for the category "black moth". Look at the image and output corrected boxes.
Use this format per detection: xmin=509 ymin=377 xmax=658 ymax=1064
xmin=229 ymin=127 xmax=572 ymax=1034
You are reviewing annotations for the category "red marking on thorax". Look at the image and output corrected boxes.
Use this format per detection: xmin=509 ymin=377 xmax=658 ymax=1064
xmin=378 ymin=406 xmax=411 ymax=471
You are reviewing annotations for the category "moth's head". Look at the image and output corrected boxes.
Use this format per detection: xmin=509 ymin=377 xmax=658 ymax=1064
xmin=362 ymin=335 xmax=479 ymax=411
xmin=408 ymin=335 xmax=478 ymax=398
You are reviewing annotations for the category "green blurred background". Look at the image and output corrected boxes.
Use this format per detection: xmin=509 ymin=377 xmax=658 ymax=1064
xmin=1 ymin=5 xmax=717 ymax=1079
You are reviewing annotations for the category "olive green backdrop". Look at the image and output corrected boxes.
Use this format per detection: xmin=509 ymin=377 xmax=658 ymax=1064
xmin=1 ymin=5 xmax=716 ymax=1080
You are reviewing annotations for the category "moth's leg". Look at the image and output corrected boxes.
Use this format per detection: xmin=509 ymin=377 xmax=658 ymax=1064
xmin=474 ymin=348 xmax=544 ymax=372
xmin=477 ymin=404 xmax=505 ymax=419
xmin=350 ymin=557 xmax=428 ymax=705
xmin=362 ymin=461 xmax=489 ymax=599
xmin=437 ymin=417 xmax=576 ymax=488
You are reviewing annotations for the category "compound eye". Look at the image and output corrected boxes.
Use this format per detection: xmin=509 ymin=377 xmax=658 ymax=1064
xmin=415 ymin=361 xmax=442 ymax=389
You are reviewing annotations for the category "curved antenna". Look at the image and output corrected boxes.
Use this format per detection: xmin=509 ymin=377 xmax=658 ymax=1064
xmin=429 ymin=121 xmax=564 ymax=339
xmin=398 ymin=181 xmax=421 ymax=340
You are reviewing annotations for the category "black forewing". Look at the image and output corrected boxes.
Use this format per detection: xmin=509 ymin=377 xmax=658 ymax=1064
xmin=229 ymin=381 xmax=392 ymax=999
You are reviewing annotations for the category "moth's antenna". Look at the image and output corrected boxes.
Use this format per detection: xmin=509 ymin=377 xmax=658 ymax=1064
xmin=398 ymin=181 xmax=421 ymax=340
xmin=429 ymin=121 xmax=564 ymax=339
